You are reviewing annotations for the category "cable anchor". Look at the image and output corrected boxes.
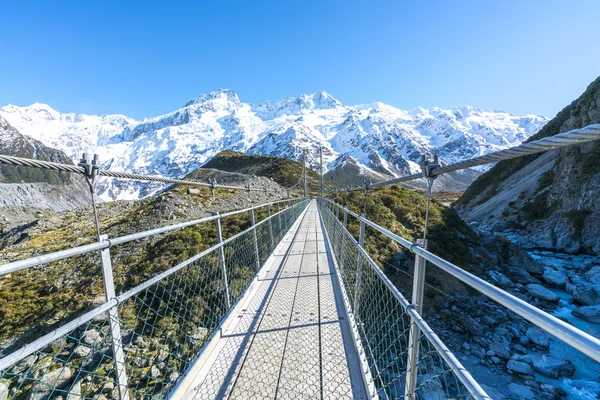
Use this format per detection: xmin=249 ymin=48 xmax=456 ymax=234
xmin=420 ymin=154 xmax=440 ymax=182
xmin=78 ymin=153 xmax=100 ymax=179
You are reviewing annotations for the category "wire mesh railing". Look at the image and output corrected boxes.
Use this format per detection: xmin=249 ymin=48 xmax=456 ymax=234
xmin=0 ymin=198 xmax=309 ymax=400
xmin=318 ymin=199 xmax=490 ymax=400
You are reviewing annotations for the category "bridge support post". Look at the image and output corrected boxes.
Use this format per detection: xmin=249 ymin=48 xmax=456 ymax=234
xmin=250 ymin=208 xmax=261 ymax=272
xmin=404 ymin=238 xmax=428 ymax=400
xmin=215 ymin=215 xmax=232 ymax=310
xmin=267 ymin=204 xmax=274 ymax=250
xmin=353 ymin=215 xmax=366 ymax=315
xmin=99 ymin=235 xmax=130 ymax=400
xmin=343 ymin=207 xmax=348 ymax=228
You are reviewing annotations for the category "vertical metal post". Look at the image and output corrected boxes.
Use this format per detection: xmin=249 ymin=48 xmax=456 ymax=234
xmin=343 ymin=207 xmax=348 ymax=228
xmin=277 ymin=202 xmax=283 ymax=240
xmin=335 ymin=204 xmax=340 ymax=220
xmin=215 ymin=216 xmax=232 ymax=309
xmin=99 ymin=235 xmax=130 ymax=400
xmin=267 ymin=203 xmax=274 ymax=249
xmin=404 ymin=238 xmax=428 ymax=400
xmin=353 ymin=215 xmax=366 ymax=314
xmin=303 ymin=148 xmax=308 ymax=197
xmin=287 ymin=189 xmax=291 ymax=207
xmin=319 ymin=146 xmax=324 ymax=198
xmin=250 ymin=207 xmax=261 ymax=272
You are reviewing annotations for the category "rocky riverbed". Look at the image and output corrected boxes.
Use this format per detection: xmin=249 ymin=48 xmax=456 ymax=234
xmin=427 ymin=247 xmax=600 ymax=400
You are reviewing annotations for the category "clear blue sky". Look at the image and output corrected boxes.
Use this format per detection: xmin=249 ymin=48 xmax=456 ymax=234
xmin=1 ymin=1 xmax=599 ymax=120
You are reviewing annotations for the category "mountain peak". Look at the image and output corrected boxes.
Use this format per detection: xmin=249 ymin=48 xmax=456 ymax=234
xmin=183 ymin=89 xmax=241 ymax=108
xmin=297 ymin=91 xmax=342 ymax=109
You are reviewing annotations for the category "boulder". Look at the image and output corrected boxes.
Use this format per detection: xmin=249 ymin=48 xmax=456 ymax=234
xmin=81 ymin=329 xmax=101 ymax=346
xmin=542 ymin=268 xmax=568 ymax=288
xmin=10 ymin=354 xmax=36 ymax=374
xmin=532 ymin=354 xmax=575 ymax=378
xmin=526 ymin=284 xmax=559 ymax=302
xmin=572 ymin=305 xmax=600 ymax=323
xmin=488 ymin=342 xmax=512 ymax=360
xmin=573 ymin=283 xmax=600 ymax=305
xmin=507 ymin=359 xmax=534 ymax=375
xmin=0 ymin=380 xmax=8 ymax=400
xmin=186 ymin=327 xmax=210 ymax=345
xmin=34 ymin=367 xmax=72 ymax=394
xmin=187 ymin=188 xmax=201 ymax=195
xmin=150 ymin=366 xmax=160 ymax=380
xmin=462 ymin=317 xmax=484 ymax=336
xmin=526 ymin=327 xmax=549 ymax=349
xmin=508 ymin=383 xmax=535 ymax=399
xmin=73 ymin=345 xmax=91 ymax=358
xmin=66 ymin=380 xmax=82 ymax=400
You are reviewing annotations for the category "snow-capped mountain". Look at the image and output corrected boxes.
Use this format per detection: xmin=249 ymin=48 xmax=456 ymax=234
xmin=0 ymin=90 xmax=548 ymax=200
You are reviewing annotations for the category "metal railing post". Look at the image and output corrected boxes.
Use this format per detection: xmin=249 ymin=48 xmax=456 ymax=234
xmin=405 ymin=238 xmax=428 ymax=400
xmin=353 ymin=215 xmax=366 ymax=314
xmin=215 ymin=215 xmax=232 ymax=310
xmin=267 ymin=204 xmax=274 ymax=249
xmin=250 ymin=208 xmax=261 ymax=272
xmin=277 ymin=202 xmax=282 ymax=240
xmin=343 ymin=207 xmax=348 ymax=228
xmin=99 ymin=235 xmax=130 ymax=400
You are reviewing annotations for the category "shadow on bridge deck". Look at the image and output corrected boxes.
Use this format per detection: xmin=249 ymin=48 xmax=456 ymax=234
xmin=175 ymin=201 xmax=368 ymax=399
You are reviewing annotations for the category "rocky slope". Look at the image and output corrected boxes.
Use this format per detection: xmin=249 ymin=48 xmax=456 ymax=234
xmin=0 ymin=116 xmax=90 ymax=230
xmin=0 ymin=91 xmax=547 ymax=200
xmin=456 ymin=77 xmax=600 ymax=256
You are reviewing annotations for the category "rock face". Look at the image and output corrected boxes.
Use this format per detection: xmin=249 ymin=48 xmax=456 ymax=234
xmin=0 ymin=116 xmax=89 ymax=214
xmin=457 ymin=76 xmax=600 ymax=255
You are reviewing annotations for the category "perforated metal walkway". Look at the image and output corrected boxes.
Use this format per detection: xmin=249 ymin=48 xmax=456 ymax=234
xmin=178 ymin=201 xmax=367 ymax=399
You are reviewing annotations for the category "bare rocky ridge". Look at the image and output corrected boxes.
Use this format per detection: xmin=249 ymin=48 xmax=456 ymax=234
xmin=0 ymin=115 xmax=90 ymax=231
xmin=456 ymin=76 xmax=600 ymax=256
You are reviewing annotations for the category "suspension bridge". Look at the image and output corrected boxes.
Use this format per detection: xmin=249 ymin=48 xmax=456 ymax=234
xmin=0 ymin=124 xmax=599 ymax=399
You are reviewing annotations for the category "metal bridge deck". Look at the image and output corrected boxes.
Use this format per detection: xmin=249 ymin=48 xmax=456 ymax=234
xmin=181 ymin=201 xmax=367 ymax=399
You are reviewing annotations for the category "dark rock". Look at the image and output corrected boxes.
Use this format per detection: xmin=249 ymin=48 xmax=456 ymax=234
xmin=542 ymin=268 xmax=568 ymax=288
xmin=507 ymin=359 xmax=534 ymax=375
xmin=573 ymin=283 xmax=600 ymax=305
xmin=488 ymin=342 xmax=512 ymax=359
xmin=526 ymin=284 xmax=559 ymax=302
xmin=572 ymin=305 xmax=600 ymax=323
xmin=526 ymin=327 xmax=549 ymax=349
xmin=533 ymin=354 xmax=575 ymax=378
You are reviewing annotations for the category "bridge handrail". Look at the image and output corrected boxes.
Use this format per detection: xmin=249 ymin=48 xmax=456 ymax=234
xmin=0 ymin=198 xmax=310 ymax=398
xmin=321 ymin=197 xmax=600 ymax=364
xmin=0 ymin=198 xmax=299 ymax=277
xmin=320 ymin=202 xmax=489 ymax=398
